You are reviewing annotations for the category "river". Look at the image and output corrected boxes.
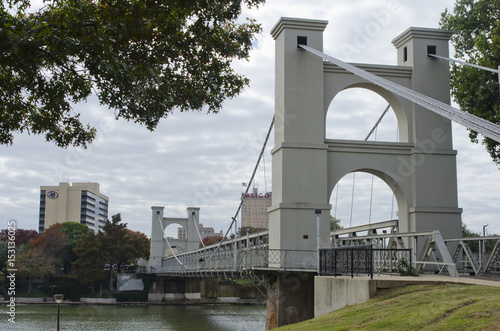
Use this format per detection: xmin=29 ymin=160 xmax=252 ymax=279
xmin=1 ymin=304 xmax=266 ymax=330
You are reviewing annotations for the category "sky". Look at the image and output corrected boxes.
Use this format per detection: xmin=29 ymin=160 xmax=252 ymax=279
xmin=1 ymin=0 xmax=500 ymax=238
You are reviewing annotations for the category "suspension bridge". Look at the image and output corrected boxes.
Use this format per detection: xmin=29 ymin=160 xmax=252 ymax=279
xmin=146 ymin=18 xmax=500 ymax=329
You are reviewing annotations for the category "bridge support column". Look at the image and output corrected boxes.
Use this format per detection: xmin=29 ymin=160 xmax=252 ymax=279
xmin=185 ymin=278 xmax=201 ymax=300
xmin=150 ymin=206 xmax=166 ymax=270
xmin=164 ymin=278 xmax=186 ymax=300
xmin=149 ymin=276 xmax=202 ymax=301
xmin=265 ymin=272 xmax=315 ymax=330
xmin=148 ymin=277 xmax=166 ymax=302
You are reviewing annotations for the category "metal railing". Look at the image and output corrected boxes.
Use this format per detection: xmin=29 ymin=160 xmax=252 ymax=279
xmin=446 ymin=236 xmax=500 ymax=274
xmin=318 ymin=246 xmax=412 ymax=279
xmin=150 ymin=223 xmax=498 ymax=278
xmin=154 ymin=248 xmax=317 ymax=276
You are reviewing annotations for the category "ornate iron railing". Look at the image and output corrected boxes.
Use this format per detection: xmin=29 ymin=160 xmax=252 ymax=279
xmin=318 ymin=246 xmax=412 ymax=278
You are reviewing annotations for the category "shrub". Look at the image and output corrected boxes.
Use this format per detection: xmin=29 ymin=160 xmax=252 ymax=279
xmin=397 ymin=257 xmax=417 ymax=276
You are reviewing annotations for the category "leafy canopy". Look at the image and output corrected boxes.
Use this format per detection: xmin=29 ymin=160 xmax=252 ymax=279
xmin=330 ymin=215 xmax=343 ymax=231
xmin=31 ymin=222 xmax=68 ymax=263
xmin=17 ymin=247 xmax=57 ymax=294
xmin=440 ymin=0 xmax=500 ymax=163
xmin=0 ymin=227 xmax=38 ymax=245
xmin=73 ymin=231 xmax=106 ymax=292
xmin=61 ymin=220 xmax=90 ymax=244
xmin=0 ymin=0 xmax=264 ymax=147
xmin=97 ymin=213 xmax=149 ymax=290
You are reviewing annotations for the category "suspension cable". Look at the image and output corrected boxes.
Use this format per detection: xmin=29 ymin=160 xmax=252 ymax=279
xmin=429 ymin=54 xmax=500 ymax=95
xmin=334 ymin=183 xmax=339 ymax=219
xmin=156 ymin=212 xmax=187 ymax=267
xmin=192 ymin=212 xmax=205 ymax=247
xmin=365 ymin=105 xmax=390 ymax=141
xmin=207 ymin=115 xmax=275 ymax=261
xmin=391 ymin=125 xmax=399 ymax=219
xmin=368 ymin=127 xmax=378 ymax=224
xmin=263 ymin=152 xmax=268 ymax=194
xmin=349 ymin=173 xmax=355 ymax=228
xmin=428 ymin=54 xmax=499 ymax=74
xmin=299 ymin=44 xmax=500 ymax=143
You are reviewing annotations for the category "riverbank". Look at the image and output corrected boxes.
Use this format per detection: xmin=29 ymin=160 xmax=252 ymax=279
xmin=275 ymin=277 xmax=500 ymax=330
xmin=1 ymin=274 xmax=267 ymax=307
xmin=2 ymin=297 xmax=266 ymax=306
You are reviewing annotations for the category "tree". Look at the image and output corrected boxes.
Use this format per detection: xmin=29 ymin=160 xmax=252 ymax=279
xmin=440 ymin=0 xmax=500 ymax=163
xmin=201 ymin=235 xmax=224 ymax=247
xmin=238 ymin=226 xmax=267 ymax=236
xmin=17 ymin=247 xmax=56 ymax=294
xmin=0 ymin=224 xmax=39 ymax=279
xmin=31 ymin=223 xmax=68 ymax=261
xmin=73 ymin=232 xmax=106 ymax=294
xmin=0 ymin=240 xmax=9 ymax=277
xmin=124 ymin=229 xmax=150 ymax=262
xmin=0 ymin=0 xmax=264 ymax=147
xmin=330 ymin=216 xmax=343 ymax=231
xmin=61 ymin=221 xmax=90 ymax=243
xmin=99 ymin=214 xmax=149 ymax=290
xmin=0 ymin=228 xmax=38 ymax=245
xmin=0 ymin=231 xmax=34 ymax=281
xmin=61 ymin=221 xmax=90 ymax=272
xmin=99 ymin=214 xmax=128 ymax=291
xmin=462 ymin=222 xmax=480 ymax=252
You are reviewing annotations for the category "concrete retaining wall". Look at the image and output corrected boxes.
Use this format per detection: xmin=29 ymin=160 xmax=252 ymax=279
xmin=16 ymin=297 xmax=54 ymax=303
xmin=313 ymin=275 xmax=496 ymax=318
xmin=218 ymin=297 xmax=240 ymax=302
xmin=80 ymin=297 xmax=117 ymax=304
xmin=315 ymin=277 xmax=377 ymax=317
xmin=118 ymin=273 xmax=144 ymax=291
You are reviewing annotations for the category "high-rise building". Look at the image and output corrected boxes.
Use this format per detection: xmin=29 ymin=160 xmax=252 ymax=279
xmin=241 ymin=187 xmax=272 ymax=230
xmin=39 ymin=182 xmax=109 ymax=234
xmin=178 ymin=224 xmax=222 ymax=240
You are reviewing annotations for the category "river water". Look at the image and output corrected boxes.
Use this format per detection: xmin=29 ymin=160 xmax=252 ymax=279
xmin=1 ymin=304 xmax=266 ymax=331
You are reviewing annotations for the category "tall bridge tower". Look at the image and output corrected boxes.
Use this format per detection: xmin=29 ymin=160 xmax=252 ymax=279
xmin=267 ymin=17 xmax=461 ymax=329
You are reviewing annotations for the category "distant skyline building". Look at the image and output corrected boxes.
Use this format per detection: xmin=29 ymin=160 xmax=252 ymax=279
xmin=39 ymin=182 xmax=109 ymax=233
xmin=177 ymin=224 xmax=222 ymax=240
xmin=241 ymin=187 xmax=272 ymax=229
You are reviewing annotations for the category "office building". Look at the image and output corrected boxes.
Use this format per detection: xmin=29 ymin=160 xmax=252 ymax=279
xmin=39 ymin=182 xmax=109 ymax=233
xmin=178 ymin=224 xmax=222 ymax=240
xmin=241 ymin=187 xmax=272 ymax=230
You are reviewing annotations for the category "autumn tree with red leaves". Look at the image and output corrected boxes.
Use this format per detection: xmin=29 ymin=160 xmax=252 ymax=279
xmin=0 ymin=228 xmax=38 ymax=245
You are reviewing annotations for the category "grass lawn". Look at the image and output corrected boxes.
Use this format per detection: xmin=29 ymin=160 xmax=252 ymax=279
xmin=275 ymin=283 xmax=500 ymax=330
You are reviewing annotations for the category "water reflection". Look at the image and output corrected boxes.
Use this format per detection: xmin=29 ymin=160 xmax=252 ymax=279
xmin=2 ymin=304 xmax=266 ymax=331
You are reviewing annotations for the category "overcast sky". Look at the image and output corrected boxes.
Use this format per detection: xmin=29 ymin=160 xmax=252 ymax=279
xmin=2 ymin=0 xmax=500 ymax=238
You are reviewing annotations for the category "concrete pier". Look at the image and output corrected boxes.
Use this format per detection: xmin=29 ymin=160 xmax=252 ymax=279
xmin=265 ymin=272 xmax=315 ymax=330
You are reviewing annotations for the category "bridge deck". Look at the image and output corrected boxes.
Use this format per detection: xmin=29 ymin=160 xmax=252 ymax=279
xmin=153 ymin=222 xmax=500 ymax=278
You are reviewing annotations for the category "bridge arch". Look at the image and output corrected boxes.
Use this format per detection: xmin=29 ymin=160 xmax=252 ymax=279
xmin=328 ymin=167 xmax=408 ymax=231
xmin=162 ymin=221 xmax=188 ymax=254
xmin=325 ymin=79 xmax=410 ymax=143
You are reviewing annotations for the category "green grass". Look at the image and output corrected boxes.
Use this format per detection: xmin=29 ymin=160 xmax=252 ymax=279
xmin=14 ymin=277 xmax=90 ymax=300
xmin=275 ymin=284 xmax=500 ymax=331
xmin=14 ymin=284 xmax=48 ymax=298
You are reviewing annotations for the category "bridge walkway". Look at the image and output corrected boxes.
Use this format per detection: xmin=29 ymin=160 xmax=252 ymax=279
xmin=150 ymin=221 xmax=500 ymax=279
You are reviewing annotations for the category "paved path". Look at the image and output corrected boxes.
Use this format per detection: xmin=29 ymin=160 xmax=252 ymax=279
xmin=370 ymin=275 xmax=500 ymax=287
